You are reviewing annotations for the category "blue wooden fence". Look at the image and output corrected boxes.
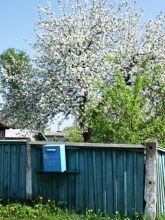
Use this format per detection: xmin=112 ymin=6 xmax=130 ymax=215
xmin=0 ymin=140 xmax=26 ymax=200
xmin=0 ymin=140 xmax=145 ymax=216
xmin=31 ymin=143 xmax=145 ymax=216
xmin=157 ymin=146 xmax=165 ymax=215
xmin=30 ymin=143 xmax=145 ymax=216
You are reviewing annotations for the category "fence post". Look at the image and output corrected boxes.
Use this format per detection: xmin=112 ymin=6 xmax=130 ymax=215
xmin=26 ymin=140 xmax=32 ymax=200
xmin=144 ymin=139 xmax=157 ymax=220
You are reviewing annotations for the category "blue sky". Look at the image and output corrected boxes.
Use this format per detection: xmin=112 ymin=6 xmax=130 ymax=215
xmin=0 ymin=0 xmax=164 ymax=57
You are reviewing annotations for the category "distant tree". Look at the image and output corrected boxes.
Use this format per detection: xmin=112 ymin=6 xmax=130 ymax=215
xmin=64 ymin=124 xmax=83 ymax=142
xmin=0 ymin=48 xmax=32 ymax=91
xmin=1 ymin=1 xmax=164 ymax=142
xmin=0 ymin=48 xmax=43 ymax=128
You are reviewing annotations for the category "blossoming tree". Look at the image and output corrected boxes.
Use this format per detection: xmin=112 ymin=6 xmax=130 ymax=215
xmin=1 ymin=0 xmax=164 ymax=142
xmin=0 ymin=48 xmax=32 ymax=92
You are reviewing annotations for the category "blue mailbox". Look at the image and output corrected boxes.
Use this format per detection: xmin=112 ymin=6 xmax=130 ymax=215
xmin=42 ymin=144 xmax=66 ymax=172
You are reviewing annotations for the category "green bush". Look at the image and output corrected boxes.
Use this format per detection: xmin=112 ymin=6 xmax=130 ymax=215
xmin=86 ymin=65 xmax=165 ymax=144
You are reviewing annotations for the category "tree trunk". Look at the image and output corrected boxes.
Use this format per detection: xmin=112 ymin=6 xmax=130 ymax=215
xmin=82 ymin=128 xmax=93 ymax=142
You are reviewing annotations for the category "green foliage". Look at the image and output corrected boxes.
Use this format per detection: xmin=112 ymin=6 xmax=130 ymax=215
xmin=86 ymin=64 xmax=165 ymax=144
xmin=0 ymin=199 xmax=147 ymax=220
xmin=64 ymin=124 xmax=83 ymax=142
xmin=0 ymin=198 xmax=76 ymax=219
xmin=157 ymin=214 xmax=165 ymax=220
xmin=0 ymin=48 xmax=32 ymax=91
xmin=0 ymin=48 xmax=31 ymax=73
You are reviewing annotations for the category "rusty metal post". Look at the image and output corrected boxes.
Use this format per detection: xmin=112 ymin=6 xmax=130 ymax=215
xmin=144 ymin=139 xmax=157 ymax=220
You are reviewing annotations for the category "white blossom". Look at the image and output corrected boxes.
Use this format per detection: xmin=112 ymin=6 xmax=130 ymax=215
xmin=1 ymin=0 xmax=164 ymax=131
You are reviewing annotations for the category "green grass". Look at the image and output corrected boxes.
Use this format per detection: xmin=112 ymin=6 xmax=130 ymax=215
xmin=0 ymin=200 xmax=137 ymax=220
xmin=0 ymin=198 xmax=164 ymax=220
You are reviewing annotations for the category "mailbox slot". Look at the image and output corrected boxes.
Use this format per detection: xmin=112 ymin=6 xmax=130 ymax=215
xmin=46 ymin=149 xmax=56 ymax=152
